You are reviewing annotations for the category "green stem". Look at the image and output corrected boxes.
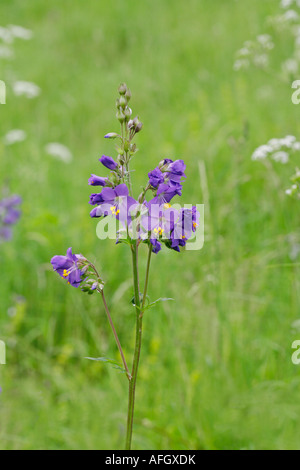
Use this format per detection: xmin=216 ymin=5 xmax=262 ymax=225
xmin=99 ymin=289 xmax=131 ymax=381
xmin=125 ymin=243 xmax=152 ymax=450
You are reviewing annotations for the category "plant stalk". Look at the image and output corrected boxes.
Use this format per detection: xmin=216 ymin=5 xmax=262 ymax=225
xmin=125 ymin=243 xmax=152 ymax=450
xmin=99 ymin=289 xmax=131 ymax=380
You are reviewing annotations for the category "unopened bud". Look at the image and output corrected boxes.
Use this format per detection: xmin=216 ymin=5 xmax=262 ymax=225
xmin=124 ymin=107 xmax=132 ymax=119
xmin=117 ymin=154 xmax=125 ymax=165
xmin=118 ymin=83 xmax=127 ymax=95
xmin=135 ymin=121 xmax=143 ymax=133
xmin=128 ymin=119 xmax=134 ymax=129
xmin=104 ymin=132 xmax=119 ymax=139
xmin=118 ymin=96 xmax=127 ymax=109
xmin=116 ymin=110 xmax=125 ymax=123
xmin=125 ymin=88 xmax=131 ymax=101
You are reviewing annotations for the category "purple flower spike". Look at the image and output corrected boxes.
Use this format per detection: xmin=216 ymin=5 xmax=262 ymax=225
xmin=51 ymin=247 xmax=86 ymax=288
xmin=99 ymin=155 xmax=118 ymax=170
xmin=88 ymin=174 xmax=108 ymax=186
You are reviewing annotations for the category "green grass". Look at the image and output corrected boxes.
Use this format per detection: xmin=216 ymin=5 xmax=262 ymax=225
xmin=1 ymin=0 xmax=300 ymax=450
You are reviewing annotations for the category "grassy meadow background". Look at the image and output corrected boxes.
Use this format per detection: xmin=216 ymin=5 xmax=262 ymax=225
xmin=1 ymin=0 xmax=300 ymax=450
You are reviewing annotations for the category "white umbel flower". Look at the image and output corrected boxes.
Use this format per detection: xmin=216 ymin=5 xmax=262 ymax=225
xmin=8 ymin=25 xmax=33 ymax=40
xmin=12 ymin=81 xmax=41 ymax=99
xmin=45 ymin=143 xmax=73 ymax=163
xmin=3 ymin=129 xmax=27 ymax=145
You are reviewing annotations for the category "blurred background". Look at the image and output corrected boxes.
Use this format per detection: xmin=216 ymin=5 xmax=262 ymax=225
xmin=1 ymin=0 xmax=300 ymax=450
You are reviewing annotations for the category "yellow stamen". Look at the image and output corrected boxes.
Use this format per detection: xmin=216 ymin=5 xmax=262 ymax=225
xmin=193 ymin=222 xmax=198 ymax=228
xmin=164 ymin=203 xmax=171 ymax=209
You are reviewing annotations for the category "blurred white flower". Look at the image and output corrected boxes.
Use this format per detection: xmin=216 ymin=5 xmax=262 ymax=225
xmin=8 ymin=25 xmax=33 ymax=40
xmin=45 ymin=143 xmax=73 ymax=163
xmin=272 ymin=150 xmax=289 ymax=163
xmin=252 ymin=136 xmax=300 ymax=162
xmin=0 ymin=45 xmax=14 ymax=59
xmin=282 ymin=57 xmax=299 ymax=73
xmin=283 ymin=9 xmax=299 ymax=21
xmin=3 ymin=129 xmax=27 ymax=145
xmin=233 ymin=58 xmax=250 ymax=71
xmin=12 ymin=81 xmax=41 ymax=99
xmin=251 ymin=145 xmax=273 ymax=161
xmin=257 ymin=34 xmax=274 ymax=50
xmin=0 ymin=26 xmax=13 ymax=43
xmin=234 ymin=34 xmax=273 ymax=72
xmin=281 ymin=0 xmax=294 ymax=7
xmin=253 ymin=53 xmax=269 ymax=68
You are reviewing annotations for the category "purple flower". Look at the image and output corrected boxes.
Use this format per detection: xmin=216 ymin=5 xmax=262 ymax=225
xmin=168 ymin=206 xmax=200 ymax=252
xmin=150 ymin=238 xmax=162 ymax=254
xmin=148 ymin=167 xmax=164 ymax=188
xmin=99 ymin=155 xmax=118 ymax=171
xmin=0 ymin=194 xmax=22 ymax=242
xmin=51 ymin=247 xmax=87 ymax=288
xmin=90 ymin=183 xmax=137 ymax=225
xmin=155 ymin=181 xmax=182 ymax=203
xmin=166 ymin=159 xmax=186 ymax=184
xmin=88 ymin=174 xmax=108 ymax=186
xmin=147 ymin=159 xmax=186 ymax=203
xmin=0 ymin=226 xmax=12 ymax=242
xmin=3 ymin=208 xmax=21 ymax=225
xmin=141 ymin=200 xmax=179 ymax=241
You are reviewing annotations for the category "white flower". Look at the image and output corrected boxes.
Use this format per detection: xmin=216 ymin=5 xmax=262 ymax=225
xmin=281 ymin=0 xmax=294 ymax=8
xmin=256 ymin=34 xmax=274 ymax=50
xmin=3 ymin=129 xmax=27 ymax=145
xmin=281 ymin=135 xmax=297 ymax=147
xmin=8 ymin=25 xmax=33 ymax=40
xmin=272 ymin=151 xmax=289 ymax=163
xmin=233 ymin=58 xmax=250 ymax=71
xmin=45 ymin=143 xmax=73 ymax=163
xmin=253 ymin=53 xmax=269 ymax=68
xmin=0 ymin=26 xmax=13 ymax=43
xmin=12 ymin=81 xmax=41 ymax=99
xmin=284 ymin=9 xmax=299 ymax=21
xmin=286 ymin=188 xmax=293 ymax=195
xmin=293 ymin=141 xmax=300 ymax=150
xmin=282 ymin=58 xmax=299 ymax=73
xmin=0 ymin=45 xmax=14 ymax=59
xmin=251 ymin=145 xmax=273 ymax=160
xmin=268 ymin=138 xmax=282 ymax=151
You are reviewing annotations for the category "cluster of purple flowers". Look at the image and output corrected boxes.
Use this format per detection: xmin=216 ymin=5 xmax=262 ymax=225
xmin=51 ymin=83 xmax=200 ymax=293
xmin=0 ymin=194 xmax=22 ymax=242
xmin=88 ymin=156 xmax=199 ymax=254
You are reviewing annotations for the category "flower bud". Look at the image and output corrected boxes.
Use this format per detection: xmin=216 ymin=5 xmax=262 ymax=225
xmin=117 ymin=154 xmax=125 ymax=165
xmin=135 ymin=121 xmax=143 ymax=133
xmin=118 ymin=83 xmax=127 ymax=95
xmin=124 ymin=107 xmax=132 ymax=119
xmin=128 ymin=119 xmax=135 ymax=129
xmin=118 ymin=96 xmax=127 ymax=109
xmin=104 ymin=132 xmax=119 ymax=139
xmin=116 ymin=110 xmax=125 ymax=123
xmin=125 ymin=88 xmax=131 ymax=101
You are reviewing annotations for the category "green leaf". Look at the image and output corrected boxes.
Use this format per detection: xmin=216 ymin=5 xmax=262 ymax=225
xmin=84 ymin=356 xmax=126 ymax=373
xmin=146 ymin=297 xmax=175 ymax=310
